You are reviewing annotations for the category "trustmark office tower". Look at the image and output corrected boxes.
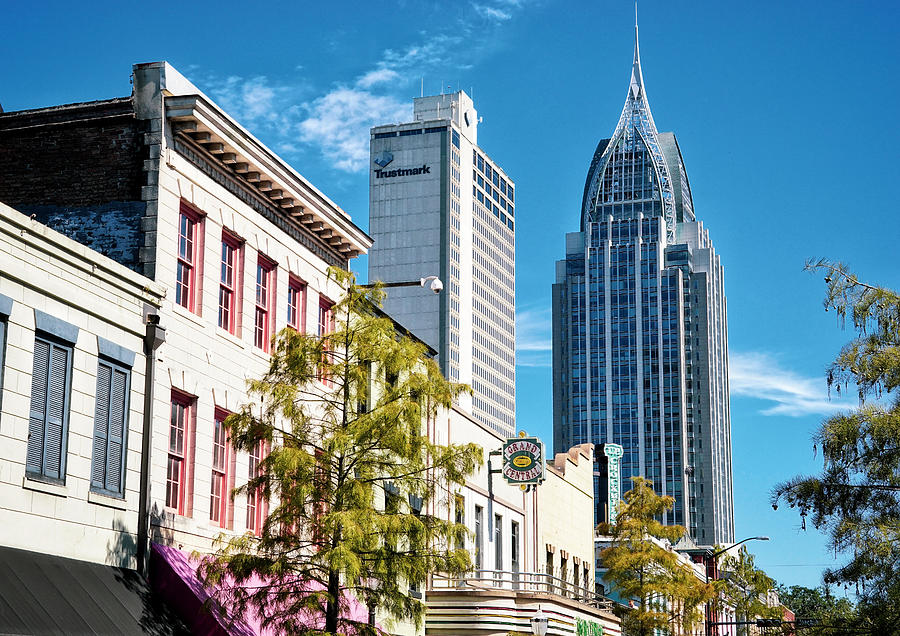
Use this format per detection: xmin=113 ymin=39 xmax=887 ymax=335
xmin=369 ymin=91 xmax=518 ymax=438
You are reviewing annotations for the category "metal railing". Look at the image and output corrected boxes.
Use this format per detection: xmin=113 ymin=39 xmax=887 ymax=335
xmin=431 ymin=570 xmax=615 ymax=611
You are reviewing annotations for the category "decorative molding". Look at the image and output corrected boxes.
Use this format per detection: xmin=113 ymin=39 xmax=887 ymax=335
xmin=173 ymin=137 xmax=346 ymax=268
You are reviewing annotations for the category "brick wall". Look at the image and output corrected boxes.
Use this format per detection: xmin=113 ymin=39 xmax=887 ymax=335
xmin=16 ymin=202 xmax=145 ymax=271
xmin=0 ymin=97 xmax=148 ymax=271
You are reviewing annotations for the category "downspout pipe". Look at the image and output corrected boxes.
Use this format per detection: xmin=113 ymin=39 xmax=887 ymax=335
xmin=137 ymin=314 xmax=166 ymax=576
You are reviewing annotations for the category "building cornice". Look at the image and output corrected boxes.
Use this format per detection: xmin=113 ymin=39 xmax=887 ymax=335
xmin=164 ymin=94 xmax=372 ymax=261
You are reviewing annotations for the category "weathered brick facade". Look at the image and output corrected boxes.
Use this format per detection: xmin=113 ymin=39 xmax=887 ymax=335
xmin=0 ymin=98 xmax=148 ymax=271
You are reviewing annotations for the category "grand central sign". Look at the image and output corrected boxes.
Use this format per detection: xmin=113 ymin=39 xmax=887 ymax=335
xmin=501 ymin=435 xmax=545 ymax=486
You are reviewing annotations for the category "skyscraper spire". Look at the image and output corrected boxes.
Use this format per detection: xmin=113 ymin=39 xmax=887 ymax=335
xmin=581 ymin=14 xmax=676 ymax=239
xmin=630 ymin=2 xmax=645 ymax=100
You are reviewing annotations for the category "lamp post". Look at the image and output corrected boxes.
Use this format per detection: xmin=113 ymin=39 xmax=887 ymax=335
xmin=360 ymin=275 xmax=443 ymax=294
xmin=706 ymin=536 xmax=769 ymax=636
xmin=530 ymin=606 xmax=549 ymax=636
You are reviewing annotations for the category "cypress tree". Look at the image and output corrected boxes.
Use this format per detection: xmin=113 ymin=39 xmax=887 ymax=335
xmin=199 ymin=268 xmax=483 ymax=635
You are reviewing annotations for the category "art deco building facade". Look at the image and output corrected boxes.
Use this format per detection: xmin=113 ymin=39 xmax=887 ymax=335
xmin=552 ymin=29 xmax=734 ymax=545
xmin=369 ymin=92 xmax=516 ymax=436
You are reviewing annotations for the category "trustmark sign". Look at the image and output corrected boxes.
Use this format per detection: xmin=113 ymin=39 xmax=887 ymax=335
xmin=372 ymin=150 xmax=432 ymax=179
xmin=501 ymin=435 xmax=545 ymax=486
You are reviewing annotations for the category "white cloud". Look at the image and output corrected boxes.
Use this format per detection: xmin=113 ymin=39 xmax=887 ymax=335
xmin=516 ymin=305 xmax=552 ymax=368
xmin=729 ymin=351 xmax=854 ymax=417
xmin=355 ymin=68 xmax=401 ymax=89
xmin=200 ymin=1 xmax=533 ymax=172
xmin=214 ymin=76 xmax=282 ymax=127
xmin=298 ymin=88 xmax=410 ymax=172
xmin=473 ymin=3 xmax=513 ymax=21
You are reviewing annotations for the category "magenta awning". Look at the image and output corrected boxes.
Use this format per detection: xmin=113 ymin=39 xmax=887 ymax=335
xmin=150 ymin=543 xmax=377 ymax=635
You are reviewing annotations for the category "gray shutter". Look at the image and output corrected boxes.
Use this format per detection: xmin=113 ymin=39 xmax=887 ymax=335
xmin=44 ymin=344 xmax=69 ymax=480
xmin=106 ymin=367 xmax=128 ymax=494
xmin=27 ymin=340 xmax=50 ymax=474
xmin=91 ymin=363 xmax=111 ymax=488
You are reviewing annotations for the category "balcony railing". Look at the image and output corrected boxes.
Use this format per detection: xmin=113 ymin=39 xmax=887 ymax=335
xmin=431 ymin=570 xmax=616 ymax=611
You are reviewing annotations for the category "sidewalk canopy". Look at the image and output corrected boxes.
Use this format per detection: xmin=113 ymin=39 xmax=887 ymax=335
xmin=0 ymin=544 xmax=188 ymax=635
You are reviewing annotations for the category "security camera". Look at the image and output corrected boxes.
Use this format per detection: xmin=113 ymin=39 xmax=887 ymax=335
xmin=420 ymin=276 xmax=443 ymax=294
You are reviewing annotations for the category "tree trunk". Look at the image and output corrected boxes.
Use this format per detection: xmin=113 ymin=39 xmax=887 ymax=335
xmin=325 ymin=567 xmax=341 ymax=634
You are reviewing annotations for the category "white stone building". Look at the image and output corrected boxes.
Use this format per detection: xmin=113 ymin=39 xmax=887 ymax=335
xmin=426 ymin=406 xmax=621 ymax=636
xmin=0 ymin=200 xmax=173 ymax=631
xmin=369 ymin=91 xmax=517 ymax=437
xmin=128 ymin=63 xmax=371 ymax=562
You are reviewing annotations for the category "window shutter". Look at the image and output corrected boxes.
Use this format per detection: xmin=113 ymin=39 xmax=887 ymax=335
xmin=44 ymin=344 xmax=69 ymax=480
xmin=27 ymin=340 xmax=50 ymax=474
xmin=106 ymin=367 xmax=128 ymax=494
xmin=91 ymin=363 xmax=111 ymax=489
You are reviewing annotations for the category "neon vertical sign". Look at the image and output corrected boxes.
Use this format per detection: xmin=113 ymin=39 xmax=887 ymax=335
xmin=604 ymin=444 xmax=624 ymax=524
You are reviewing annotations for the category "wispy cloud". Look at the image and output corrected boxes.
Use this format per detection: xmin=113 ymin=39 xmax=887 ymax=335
xmin=355 ymin=68 xmax=401 ymax=89
xmin=211 ymin=75 xmax=303 ymax=131
xmin=517 ymin=305 xmax=552 ymax=368
xmin=201 ymin=0 xmax=533 ymax=172
xmin=473 ymin=3 xmax=513 ymax=22
xmin=729 ymin=351 xmax=854 ymax=417
xmin=299 ymin=89 xmax=410 ymax=172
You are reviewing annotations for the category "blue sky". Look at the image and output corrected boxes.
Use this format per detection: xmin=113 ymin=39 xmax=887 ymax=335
xmin=3 ymin=0 xmax=899 ymax=591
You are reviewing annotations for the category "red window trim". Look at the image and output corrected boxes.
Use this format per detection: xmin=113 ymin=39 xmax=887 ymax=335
xmin=167 ymin=389 xmax=196 ymax=516
xmin=210 ymin=407 xmax=235 ymax=529
xmin=287 ymin=274 xmax=307 ymax=333
xmin=254 ymin=255 xmax=277 ymax=352
xmin=218 ymin=230 xmax=243 ymax=336
xmin=176 ymin=202 xmax=205 ymax=315
xmin=246 ymin=439 xmax=270 ymax=536
xmin=317 ymin=295 xmax=335 ymax=385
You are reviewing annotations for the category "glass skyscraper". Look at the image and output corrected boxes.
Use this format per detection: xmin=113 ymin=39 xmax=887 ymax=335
xmin=552 ymin=27 xmax=734 ymax=545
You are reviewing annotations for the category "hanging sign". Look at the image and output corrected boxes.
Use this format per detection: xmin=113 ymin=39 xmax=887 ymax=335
xmin=603 ymin=443 xmax=624 ymax=524
xmin=501 ymin=435 xmax=545 ymax=486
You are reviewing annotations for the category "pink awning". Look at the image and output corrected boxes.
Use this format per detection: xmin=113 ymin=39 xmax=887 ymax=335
xmin=150 ymin=543 xmax=378 ymax=635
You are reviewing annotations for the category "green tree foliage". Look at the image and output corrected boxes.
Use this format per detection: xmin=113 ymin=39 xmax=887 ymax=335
xmin=598 ymin=477 xmax=714 ymax=636
xmin=198 ymin=269 xmax=483 ymax=635
xmin=717 ymin=547 xmax=780 ymax=636
xmin=772 ymin=260 xmax=900 ymax=634
xmin=776 ymin=585 xmax=856 ymax=636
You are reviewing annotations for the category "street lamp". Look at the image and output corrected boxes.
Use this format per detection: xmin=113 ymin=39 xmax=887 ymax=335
xmin=706 ymin=536 xmax=770 ymax=636
xmin=360 ymin=276 xmax=444 ymax=294
xmin=530 ymin=606 xmax=549 ymax=636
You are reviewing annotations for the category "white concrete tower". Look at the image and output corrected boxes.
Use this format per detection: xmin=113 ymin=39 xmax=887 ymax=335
xmin=369 ymin=92 xmax=516 ymax=436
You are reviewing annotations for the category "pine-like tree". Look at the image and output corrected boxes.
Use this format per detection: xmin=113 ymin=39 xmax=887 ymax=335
xmin=717 ymin=547 xmax=780 ymax=636
xmin=772 ymin=260 xmax=900 ymax=635
xmin=598 ymin=477 xmax=713 ymax=636
xmin=198 ymin=268 xmax=483 ymax=635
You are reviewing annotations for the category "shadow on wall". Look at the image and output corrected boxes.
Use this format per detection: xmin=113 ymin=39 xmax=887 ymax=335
xmin=105 ymin=512 xmax=189 ymax=635
xmin=149 ymin=502 xmax=177 ymax=547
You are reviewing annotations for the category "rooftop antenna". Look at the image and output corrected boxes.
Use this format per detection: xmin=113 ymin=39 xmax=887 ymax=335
xmin=421 ymin=77 xmax=424 ymax=98
xmin=440 ymin=80 xmax=444 ymax=95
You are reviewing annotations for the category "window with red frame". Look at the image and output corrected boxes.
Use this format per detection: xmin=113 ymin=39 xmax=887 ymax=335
xmin=166 ymin=391 xmax=195 ymax=515
xmin=176 ymin=205 xmax=203 ymax=313
xmin=254 ymin=256 xmax=276 ymax=351
xmin=286 ymin=275 xmax=306 ymax=332
xmin=218 ymin=232 xmax=242 ymax=335
xmin=246 ymin=440 xmax=268 ymax=535
xmin=210 ymin=408 xmax=234 ymax=528
xmin=317 ymin=296 xmax=335 ymax=384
